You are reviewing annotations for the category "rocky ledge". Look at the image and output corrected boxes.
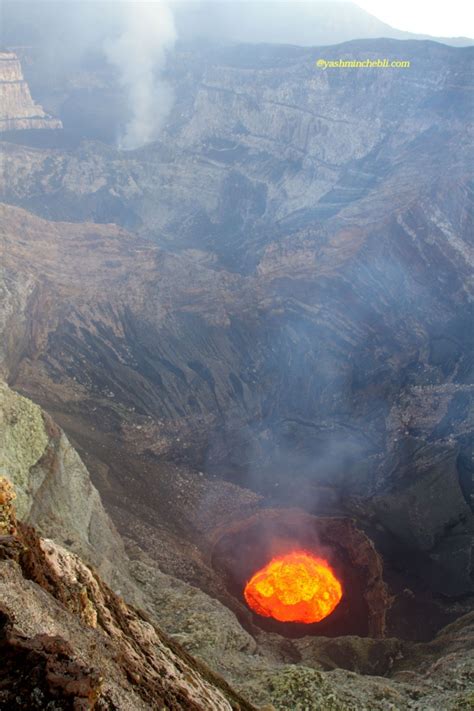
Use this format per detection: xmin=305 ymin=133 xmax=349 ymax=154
xmin=0 ymin=52 xmax=62 ymax=133
xmin=0 ymin=477 xmax=254 ymax=710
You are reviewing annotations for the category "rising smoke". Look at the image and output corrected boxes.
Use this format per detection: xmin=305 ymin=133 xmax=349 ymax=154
xmin=104 ymin=1 xmax=177 ymax=149
xmin=2 ymin=0 xmax=470 ymax=152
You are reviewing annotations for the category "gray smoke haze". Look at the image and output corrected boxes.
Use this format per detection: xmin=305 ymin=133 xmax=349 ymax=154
xmin=3 ymin=0 xmax=179 ymax=149
xmin=2 ymin=1 xmax=472 ymax=150
xmin=173 ymin=0 xmax=390 ymax=46
xmin=104 ymin=1 xmax=177 ymax=149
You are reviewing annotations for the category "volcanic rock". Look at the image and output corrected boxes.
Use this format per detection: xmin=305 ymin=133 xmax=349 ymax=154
xmin=0 ymin=477 xmax=254 ymax=710
xmin=0 ymin=52 xmax=62 ymax=133
xmin=0 ymin=380 xmax=126 ymax=584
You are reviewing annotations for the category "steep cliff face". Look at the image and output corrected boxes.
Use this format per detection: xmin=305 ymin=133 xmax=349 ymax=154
xmin=0 ymin=52 xmax=62 ymax=132
xmin=0 ymin=478 xmax=253 ymax=711
xmin=0 ymin=380 xmax=128 ymax=587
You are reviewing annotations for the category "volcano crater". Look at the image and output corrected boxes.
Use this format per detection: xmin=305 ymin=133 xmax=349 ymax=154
xmin=209 ymin=508 xmax=390 ymax=639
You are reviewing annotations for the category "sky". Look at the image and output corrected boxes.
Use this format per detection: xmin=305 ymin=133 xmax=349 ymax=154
xmin=125 ymin=1 xmax=474 ymax=40
xmin=354 ymin=0 xmax=474 ymax=38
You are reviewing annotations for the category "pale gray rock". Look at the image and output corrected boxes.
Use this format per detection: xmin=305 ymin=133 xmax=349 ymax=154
xmin=0 ymin=52 xmax=62 ymax=132
xmin=0 ymin=380 xmax=126 ymax=583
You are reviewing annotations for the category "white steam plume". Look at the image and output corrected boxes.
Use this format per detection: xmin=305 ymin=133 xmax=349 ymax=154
xmin=104 ymin=1 xmax=177 ymax=150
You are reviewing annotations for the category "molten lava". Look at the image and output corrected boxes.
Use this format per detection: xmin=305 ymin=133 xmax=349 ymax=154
xmin=244 ymin=550 xmax=343 ymax=623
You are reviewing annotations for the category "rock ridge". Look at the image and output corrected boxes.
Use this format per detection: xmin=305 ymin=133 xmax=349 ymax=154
xmin=0 ymin=52 xmax=62 ymax=132
xmin=0 ymin=477 xmax=254 ymax=710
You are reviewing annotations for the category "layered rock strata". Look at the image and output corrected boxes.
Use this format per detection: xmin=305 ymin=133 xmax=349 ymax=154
xmin=0 ymin=51 xmax=62 ymax=132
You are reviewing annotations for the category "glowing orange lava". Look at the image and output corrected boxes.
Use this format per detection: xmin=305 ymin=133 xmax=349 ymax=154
xmin=244 ymin=550 xmax=343 ymax=623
